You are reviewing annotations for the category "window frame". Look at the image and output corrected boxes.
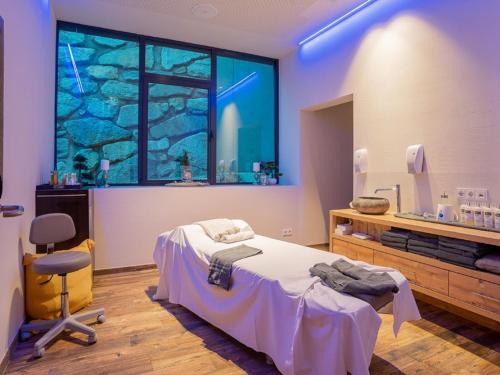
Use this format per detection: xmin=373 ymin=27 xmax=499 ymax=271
xmin=55 ymin=21 xmax=279 ymax=186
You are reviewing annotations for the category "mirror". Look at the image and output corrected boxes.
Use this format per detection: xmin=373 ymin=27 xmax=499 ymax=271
xmin=0 ymin=17 xmax=4 ymax=199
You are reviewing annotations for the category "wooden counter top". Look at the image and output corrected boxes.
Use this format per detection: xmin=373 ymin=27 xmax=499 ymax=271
xmin=330 ymin=208 xmax=500 ymax=246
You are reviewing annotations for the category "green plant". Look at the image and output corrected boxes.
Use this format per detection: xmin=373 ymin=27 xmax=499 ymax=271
xmin=261 ymin=161 xmax=283 ymax=178
xmin=176 ymin=150 xmax=190 ymax=167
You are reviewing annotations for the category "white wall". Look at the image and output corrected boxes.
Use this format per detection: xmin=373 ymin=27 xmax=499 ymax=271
xmin=301 ymin=103 xmax=353 ymax=244
xmin=281 ymin=0 xmax=500 ymax=215
xmin=0 ymin=0 xmax=55 ymax=363
xmin=93 ymin=186 xmax=300 ymax=269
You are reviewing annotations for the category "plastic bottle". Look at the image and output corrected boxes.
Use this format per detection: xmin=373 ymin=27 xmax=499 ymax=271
xmin=473 ymin=202 xmax=484 ymax=227
xmin=460 ymin=202 xmax=468 ymax=223
xmin=483 ymin=204 xmax=494 ymax=229
xmin=464 ymin=202 xmax=474 ymax=226
xmin=494 ymin=204 xmax=500 ymax=230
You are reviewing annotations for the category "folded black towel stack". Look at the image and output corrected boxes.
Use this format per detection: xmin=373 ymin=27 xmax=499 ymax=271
xmin=437 ymin=236 xmax=493 ymax=269
xmin=380 ymin=229 xmax=410 ymax=251
xmin=407 ymin=232 xmax=439 ymax=258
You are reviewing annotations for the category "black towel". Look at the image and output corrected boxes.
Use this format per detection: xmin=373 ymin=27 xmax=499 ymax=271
xmin=408 ymin=239 xmax=438 ymax=249
xmin=438 ymin=236 xmax=493 ymax=257
xmin=409 ymin=232 xmax=439 ymax=246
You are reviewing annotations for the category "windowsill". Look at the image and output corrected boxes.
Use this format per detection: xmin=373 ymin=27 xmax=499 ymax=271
xmin=90 ymin=183 xmax=296 ymax=189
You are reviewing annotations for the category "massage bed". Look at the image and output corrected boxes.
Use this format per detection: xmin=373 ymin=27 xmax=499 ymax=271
xmin=153 ymin=220 xmax=421 ymax=375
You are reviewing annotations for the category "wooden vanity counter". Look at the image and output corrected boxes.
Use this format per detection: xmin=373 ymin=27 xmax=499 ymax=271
xmin=330 ymin=209 xmax=500 ymax=330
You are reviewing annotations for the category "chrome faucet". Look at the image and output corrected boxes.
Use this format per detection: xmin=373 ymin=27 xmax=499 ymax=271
xmin=374 ymin=184 xmax=401 ymax=214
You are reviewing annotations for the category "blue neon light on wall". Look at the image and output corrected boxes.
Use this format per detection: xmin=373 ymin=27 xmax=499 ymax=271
xmin=299 ymin=0 xmax=379 ymax=46
xmin=217 ymin=72 xmax=258 ymax=99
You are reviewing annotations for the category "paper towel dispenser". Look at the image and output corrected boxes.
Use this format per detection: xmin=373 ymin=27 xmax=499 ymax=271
xmin=406 ymin=144 xmax=424 ymax=174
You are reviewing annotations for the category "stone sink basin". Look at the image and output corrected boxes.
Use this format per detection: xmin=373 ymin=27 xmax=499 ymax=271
xmin=349 ymin=196 xmax=390 ymax=215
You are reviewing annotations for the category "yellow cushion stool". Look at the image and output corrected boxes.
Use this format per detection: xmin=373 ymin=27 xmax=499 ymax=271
xmin=23 ymin=239 xmax=95 ymax=320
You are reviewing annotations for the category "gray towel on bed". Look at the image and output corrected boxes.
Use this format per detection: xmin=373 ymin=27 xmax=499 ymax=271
xmin=208 ymin=244 xmax=262 ymax=290
xmin=310 ymin=259 xmax=398 ymax=309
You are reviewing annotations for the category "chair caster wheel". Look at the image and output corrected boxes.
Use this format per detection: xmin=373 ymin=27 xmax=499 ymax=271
xmin=97 ymin=314 xmax=106 ymax=324
xmin=88 ymin=334 xmax=97 ymax=345
xmin=19 ymin=331 xmax=32 ymax=342
xmin=34 ymin=347 xmax=45 ymax=358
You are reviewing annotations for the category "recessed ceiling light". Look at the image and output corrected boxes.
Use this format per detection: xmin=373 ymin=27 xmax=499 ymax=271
xmin=191 ymin=3 xmax=218 ymax=19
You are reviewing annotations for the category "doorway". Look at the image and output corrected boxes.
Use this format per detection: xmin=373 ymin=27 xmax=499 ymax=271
xmin=301 ymin=99 xmax=353 ymax=245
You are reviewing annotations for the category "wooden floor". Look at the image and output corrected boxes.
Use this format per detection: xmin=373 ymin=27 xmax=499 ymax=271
xmin=6 ymin=268 xmax=500 ymax=375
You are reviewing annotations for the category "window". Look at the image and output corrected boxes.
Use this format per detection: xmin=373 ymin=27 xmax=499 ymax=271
xmin=55 ymin=23 xmax=278 ymax=185
xmin=56 ymin=28 xmax=139 ymax=184
xmin=216 ymin=56 xmax=276 ymax=183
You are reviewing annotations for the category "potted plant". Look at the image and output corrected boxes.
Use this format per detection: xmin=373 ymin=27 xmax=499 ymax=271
xmin=176 ymin=150 xmax=192 ymax=182
xmin=261 ymin=161 xmax=282 ymax=185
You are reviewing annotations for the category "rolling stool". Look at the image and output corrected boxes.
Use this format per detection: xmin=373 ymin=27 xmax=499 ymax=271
xmin=20 ymin=213 xmax=105 ymax=358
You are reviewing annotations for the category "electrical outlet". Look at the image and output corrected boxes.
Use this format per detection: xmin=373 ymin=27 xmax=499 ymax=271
xmin=282 ymin=228 xmax=293 ymax=237
xmin=456 ymin=188 xmax=474 ymax=201
xmin=474 ymin=188 xmax=489 ymax=202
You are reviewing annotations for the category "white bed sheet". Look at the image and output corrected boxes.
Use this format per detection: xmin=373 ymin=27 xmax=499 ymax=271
xmin=153 ymin=224 xmax=420 ymax=375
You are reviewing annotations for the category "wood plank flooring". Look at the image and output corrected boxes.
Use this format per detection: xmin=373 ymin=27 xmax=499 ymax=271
xmin=5 ymin=268 xmax=500 ymax=375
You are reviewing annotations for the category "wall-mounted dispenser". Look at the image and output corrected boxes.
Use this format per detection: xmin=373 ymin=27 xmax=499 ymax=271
xmin=354 ymin=148 xmax=368 ymax=174
xmin=406 ymin=144 xmax=424 ymax=174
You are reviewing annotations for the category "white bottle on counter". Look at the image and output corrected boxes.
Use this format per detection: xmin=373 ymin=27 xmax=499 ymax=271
xmin=460 ymin=202 xmax=469 ymax=223
xmin=473 ymin=202 xmax=484 ymax=227
xmin=464 ymin=202 xmax=475 ymax=226
xmin=483 ymin=204 xmax=494 ymax=229
xmin=494 ymin=205 xmax=500 ymax=230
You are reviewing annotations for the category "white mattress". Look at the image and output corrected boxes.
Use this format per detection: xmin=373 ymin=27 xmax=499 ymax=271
xmin=153 ymin=223 xmax=420 ymax=375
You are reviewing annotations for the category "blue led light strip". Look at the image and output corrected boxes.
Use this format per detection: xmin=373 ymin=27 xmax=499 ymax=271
xmin=298 ymin=0 xmax=378 ymax=46
xmin=217 ymin=72 xmax=257 ymax=99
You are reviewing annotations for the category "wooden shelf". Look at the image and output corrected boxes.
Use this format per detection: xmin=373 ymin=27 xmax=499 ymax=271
xmin=330 ymin=208 xmax=500 ymax=329
xmin=330 ymin=208 xmax=500 ymax=246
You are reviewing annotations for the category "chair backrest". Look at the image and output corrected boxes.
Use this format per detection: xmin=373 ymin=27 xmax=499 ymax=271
xmin=29 ymin=213 xmax=76 ymax=245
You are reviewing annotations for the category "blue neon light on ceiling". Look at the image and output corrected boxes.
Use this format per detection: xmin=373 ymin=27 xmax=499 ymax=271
xmin=298 ymin=0 xmax=379 ymax=46
xmin=217 ymin=72 xmax=257 ymax=99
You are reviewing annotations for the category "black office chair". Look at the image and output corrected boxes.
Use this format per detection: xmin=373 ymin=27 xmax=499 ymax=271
xmin=20 ymin=213 xmax=105 ymax=358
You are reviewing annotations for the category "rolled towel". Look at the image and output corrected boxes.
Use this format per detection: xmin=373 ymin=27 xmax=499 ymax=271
xmin=197 ymin=219 xmax=240 ymax=241
xmin=219 ymin=230 xmax=255 ymax=244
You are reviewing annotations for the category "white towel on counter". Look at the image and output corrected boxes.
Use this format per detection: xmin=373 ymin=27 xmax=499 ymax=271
xmin=196 ymin=218 xmax=240 ymax=241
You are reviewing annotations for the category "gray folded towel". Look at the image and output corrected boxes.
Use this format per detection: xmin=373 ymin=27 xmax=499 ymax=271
xmin=438 ymin=244 xmax=478 ymax=258
xmin=475 ymin=254 xmax=500 ymax=275
xmin=381 ymin=234 xmax=407 ymax=244
xmin=208 ymin=245 xmax=262 ymax=290
xmin=409 ymin=232 xmax=438 ymax=246
xmin=408 ymin=238 xmax=438 ymax=249
xmin=381 ymin=238 xmax=407 ymax=251
xmin=407 ymin=244 xmax=437 ymax=258
xmin=310 ymin=259 xmax=399 ymax=295
xmin=438 ymin=236 xmax=492 ymax=257
xmin=382 ymin=229 xmax=411 ymax=240
xmin=436 ymin=250 xmax=477 ymax=268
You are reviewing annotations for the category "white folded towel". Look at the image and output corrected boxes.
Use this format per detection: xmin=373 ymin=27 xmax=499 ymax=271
xmin=196 ymin=218 xmax=240 ymax=241
xmin=219 ymin=230 xmax=255 ymax=244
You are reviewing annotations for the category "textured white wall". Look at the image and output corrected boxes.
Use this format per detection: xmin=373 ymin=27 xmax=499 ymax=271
xmin=0 ymin=0 xmax=55 ymax=363
xmin=281 ymin=0 xmax=500 ymax=215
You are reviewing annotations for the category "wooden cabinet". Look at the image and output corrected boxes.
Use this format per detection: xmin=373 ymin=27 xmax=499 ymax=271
xmin=330 ymin=209 xmax=500 ymax=329
xmin=332 ymin=239 xmax=373 ymax=263
xmin=449 ymin=273 xmax=500 ymax=315
xmin=374 ymin=251 xmax=448 ymax=295
xmin=35 ymin=187 xmax=92 ymax=252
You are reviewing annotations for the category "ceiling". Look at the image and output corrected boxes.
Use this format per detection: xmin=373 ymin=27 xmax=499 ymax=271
xmin=52 ymin=0 xmax=360 ymax=58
